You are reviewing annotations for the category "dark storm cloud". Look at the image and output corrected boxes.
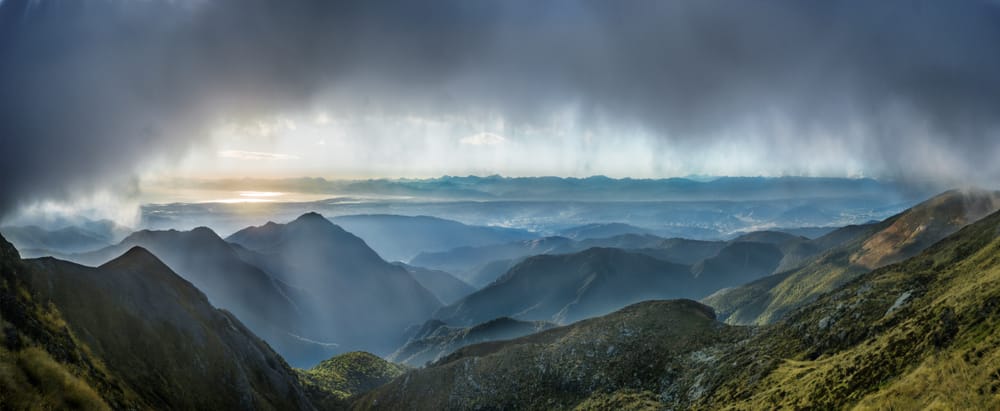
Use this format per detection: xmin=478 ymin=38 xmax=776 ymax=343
xmin=2 ymin=0 xmax=999 ymax=212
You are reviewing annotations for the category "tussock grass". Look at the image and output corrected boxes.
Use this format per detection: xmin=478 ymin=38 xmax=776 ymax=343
xmin=0 ymin=346 xmax=109 ymax=411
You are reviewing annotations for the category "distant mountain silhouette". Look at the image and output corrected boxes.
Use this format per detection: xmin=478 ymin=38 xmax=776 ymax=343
xmin=412 ymin=234 xmax=728 ymax=287
xmin=410 ymin=236 xmax=575 ymax=285
xmin=329 ymin=214 xmax=537 ymax=261
xmin=434 ymin=238 xmax=786 ymax=327
xmin=556 ymin=222 xmax=653 ymax=239
xmin=393 ymin=262 xmax=474 ymax=304
xmin=0 ymin=225 xmax=110 ymax=255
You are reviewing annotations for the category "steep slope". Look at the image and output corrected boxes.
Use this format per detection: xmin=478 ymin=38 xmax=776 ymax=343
xmin=297 ymin=352 xmax=407 ymax=409
xmin=355 ymin=300 xmax=749 ymax=410
xmin=0 ymin=234 xmax=139 ymax=410
xmin=24 ymin=247 xmax=316 ymax=410
xmin=434 ymin=248 xmax=695 ymax=326
xmin=227 ymin=212 xmax=441 ymax=355
xmin=329 ymin=214 xmax=536 ymax=262
xmin=388 ymin=317 xmax=555 ymax=367
xmin=393 ymin=263 xmax=474 ymax=304
xmin=696 ymin=206 xmax=1000 ymax=409
xmin=71 ymin=227 xmax=328 ymax=367
xmin=705 ymin=189 xmax=1000 ymax=325
xmin=357 ymin=207 xmax=1000 ymax=410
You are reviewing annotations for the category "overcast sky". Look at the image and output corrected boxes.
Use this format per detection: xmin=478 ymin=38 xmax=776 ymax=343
xmin=2 ymin=0 xmax=999 ymax=214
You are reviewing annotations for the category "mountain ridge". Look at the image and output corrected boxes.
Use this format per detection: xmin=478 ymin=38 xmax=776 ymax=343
xmin=704 ymin=188 xmax=1000 ymax=325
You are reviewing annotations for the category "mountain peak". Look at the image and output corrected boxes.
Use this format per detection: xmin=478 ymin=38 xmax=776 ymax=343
xmin=295 ymin=211 xmax=328 ymax=222
xmin=100 ymin=246 xmax=170 ymax=271
xmin=189 ymin=225 xmax=217 ymax=236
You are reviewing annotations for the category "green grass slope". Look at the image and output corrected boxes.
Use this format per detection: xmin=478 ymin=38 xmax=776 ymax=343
xmin=0 ymin=234 xmax=141 ymax=410
xmin=695 ymin=206 xmax=1000 ymax=409
xmin=705 ymin=189 xmax=1000 ymax=325
xmin=24 ymin=247 xmax=316 ymax=410
xmin=388 ymin=317 xmax=555 ymax=367
xmin=354 ymin=300 xmax=749 ymax=410
xmin=297 ymin=352 xmax=407 ymax=410
xmin=355 ymin=206 xmax=1000 ymax=410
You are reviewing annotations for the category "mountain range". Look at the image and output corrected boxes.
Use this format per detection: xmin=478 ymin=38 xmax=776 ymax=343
xmin=355 ymin=204 xmax=1000 ymax=409
xmin=227 ymin=212 xmax=442 ymax=357
xmin=5 ymin=187 xmax=1000 ymax=410
xmin=19 ymin=244 xmax=316 ymax=409
xmin=0 ymin=219 xmax=132 ymax=256
xmin=62 ymin=212 xmax=444 ymax=367
xmin=329 ymin=214 xmax=536 ymax=262
xmin=183 ymin=175 xmax=932 ymax=202
xmin=68 ymin=226 xmax=331 ymax=367
xmin=432 ymin=242 xmax=781 ymax=327
xmin=704 ymin=189 xmax=1000 ymax=325
xmin=411 ymin=234 xmax=734 ymax=287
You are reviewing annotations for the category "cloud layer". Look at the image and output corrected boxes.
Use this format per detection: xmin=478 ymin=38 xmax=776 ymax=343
xmin=2 ymin=0 xmax=999 ymax=213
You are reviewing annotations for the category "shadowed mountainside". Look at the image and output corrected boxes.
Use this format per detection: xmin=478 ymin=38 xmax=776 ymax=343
xmin=433 ymin=243 xmax=780 ymax=327
xmin=70 ymin=226 xmax=331 ymax=367
xmin=0 ymin=233 xmax=139 ymax=410
xmin=412 ymin=235 xmax=727 ymax=287
xmin=392 ymin=263 xmax=474 ymax=305
xmin=22 ymin=246 xmax=317 ymax=410
xmin=227 ymin=212 xmax=442 ymax=356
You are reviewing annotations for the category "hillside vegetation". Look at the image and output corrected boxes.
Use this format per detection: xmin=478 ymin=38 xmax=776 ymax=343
xmin=0 ymin=234 xmax=141 ymax=410
xmin=705 ymin=189 xmax=1000 ymax=325
xmin=297 ymin=351 xmax=407 ymax=409
xmin=354 ymin=207 xmax=1000 ymax=410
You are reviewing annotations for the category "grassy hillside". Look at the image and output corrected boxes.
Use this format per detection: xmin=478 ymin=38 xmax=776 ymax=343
xmin=388 ymin=317 xmax=555 ymax=367
xmin=0 ymin=234 xmax=146 ymax=410
xmin=705 ymin=189 xmax=1000 ymax=325
xmin=355 ymin=300 xmax=750 ymax=410
xmin=24 ymin=247 xmax=316 ymax=410
xmin=298 ymin=352 xmax=407 ymax=400
xmin=354 ymin=207 xmax=1000 ymax=410
xmin=697 ymin=206 xmax=1000 ymax=409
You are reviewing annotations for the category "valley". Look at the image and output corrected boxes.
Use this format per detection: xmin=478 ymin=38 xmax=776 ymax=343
xmin=4 ymin=187 xmax=1000 ymax=409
